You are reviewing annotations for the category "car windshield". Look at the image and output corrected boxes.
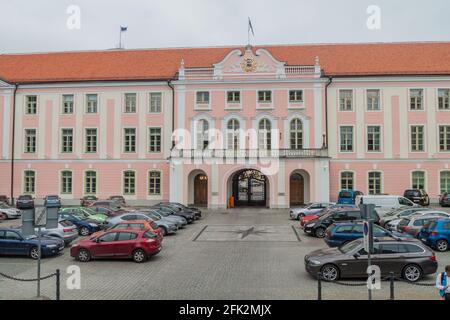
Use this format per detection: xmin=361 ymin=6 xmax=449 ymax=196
xmin=19 ymin=195 xmax=32 ymax=200
xmin=82 ymin=208 xmax=97 ymax=215
xmin=405 ymin=190 xmax=420 ymax=197
xmin=339 ymin=239 xmax=362 ymax=254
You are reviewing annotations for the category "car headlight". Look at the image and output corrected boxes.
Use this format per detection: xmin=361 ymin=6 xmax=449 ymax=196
xmin=309 ymin=260 xmax=322 ymax=266
xmin=45 ymin=244 xmax=57 ymax=248
xmin=306 ymin=223 xmax=315 ymax=228
xmin=88 ymin=223 xmax=98 ymax=227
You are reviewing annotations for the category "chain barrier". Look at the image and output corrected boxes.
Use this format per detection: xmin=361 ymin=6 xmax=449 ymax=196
xmin=0 ymin=269 xmax=61 ymax=300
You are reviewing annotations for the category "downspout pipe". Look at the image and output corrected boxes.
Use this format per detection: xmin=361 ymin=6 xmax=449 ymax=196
xmin=167 ymin=79 xmax=175 ymax=149
xmin=324 ymin=76 xmax=333 ymax=149
xmin=10 ymin=83 xmax=18 ymax=205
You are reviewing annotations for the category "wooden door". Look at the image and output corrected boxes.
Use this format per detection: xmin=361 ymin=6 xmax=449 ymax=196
xmin=290 ymin=173 xmax=304 ymax=205
xmin=194 ymin=174 xmax=208 ymax=206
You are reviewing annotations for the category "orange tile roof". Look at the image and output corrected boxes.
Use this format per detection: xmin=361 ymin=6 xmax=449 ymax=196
xmin=1 ymin=42 xmax=450 ymax=83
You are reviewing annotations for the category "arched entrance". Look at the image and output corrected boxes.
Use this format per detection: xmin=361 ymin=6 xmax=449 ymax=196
xmin=194 ymin=174 xmax=208 ymax=206
xmin=231 ymin=169 xmax=267 ymax=207
xmin=289 ymin=170 xmax=310 ymax=205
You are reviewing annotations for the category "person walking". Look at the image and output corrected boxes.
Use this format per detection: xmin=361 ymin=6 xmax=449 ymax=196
xmin=436 ymin=265 xmax=450 ymax=300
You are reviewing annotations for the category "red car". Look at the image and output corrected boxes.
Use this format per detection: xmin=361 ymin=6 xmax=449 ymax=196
xmin=300 ymin=215 xmax=319 ymax=228
xmin=70 ymin=229 xmax=162 ymax=263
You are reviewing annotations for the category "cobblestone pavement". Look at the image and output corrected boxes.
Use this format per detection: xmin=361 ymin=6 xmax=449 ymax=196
xmin=0 ymin=207 xmax=448 ymax=300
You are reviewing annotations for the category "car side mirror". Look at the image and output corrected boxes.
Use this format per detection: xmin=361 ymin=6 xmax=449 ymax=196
xmin=353 ymin=253 xmax=360 ymax=259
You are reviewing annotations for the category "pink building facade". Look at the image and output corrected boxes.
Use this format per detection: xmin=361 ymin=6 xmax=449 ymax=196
xmin=1 ymin=43 xmax=450 ymax=208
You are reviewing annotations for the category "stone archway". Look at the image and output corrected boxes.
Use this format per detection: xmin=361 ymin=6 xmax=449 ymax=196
xmin=230 ymin=169 xmax=268 ymax=207
xmin=188 ymin=169 xmax=208 ymax=207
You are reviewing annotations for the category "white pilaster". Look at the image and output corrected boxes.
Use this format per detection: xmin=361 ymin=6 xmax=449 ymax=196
xmin=75 ymin=93 xmax=83 ymax=157
xmin=2 ymin=92 xmax=11 ymax=159
xmin=314 ymin=83 xmax=323 ymax=148
xmin=211 ymin=162 xmax=219 ymax=208
xmin=37 ymin=96 xmax=46 ymax=159
xmin=277 ymin=160 xmax=286 ymax=207
xmin=314 ymin=159 xmax=330 ymax=202
xmin=99 ymin=94 xmax=107 ymax=159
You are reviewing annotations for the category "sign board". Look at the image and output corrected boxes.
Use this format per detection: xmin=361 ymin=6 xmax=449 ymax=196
xmin=34 ymin=207 xmax=47 ymax=226
xmin=45 ymin=207 xmax=59 ymax=229
xmin=21 ymin=209 xmax=36 ymax=237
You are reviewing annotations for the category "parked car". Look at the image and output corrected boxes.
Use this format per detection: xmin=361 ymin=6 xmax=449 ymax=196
xmin=439 ymin=192 xmax=450 ymax=207
xmin=80 ymin=195 xmax=98 ymax=207
xmin=0 ymin=202 xmax=22 ymax=219
xmin=59 ymin=207 xmax=109 ymax=224
xmin=156 ymin=202 xmax=202 ymax=219
xmin=0 ymin=195 xmax=10 ymax=205
xmin=141 ymin=208 xmax=187 ymax=228
xmin=303 ymin=208 xmax=380 ymax=238
xmin=290 ymin=202 xmax=335 ymax=220
xmin=324 ymin=221 xmax=411 ymax=247
xmin=43 ymin=195 xmax=62 ymax=208
xmin=88 ymin=205 xmax=125 ymax=217
xmin=403 ymin=189 xmax=430 ymax=206
xmin=299 ymin=204 xmax=357 ymax=228
xmin=337 ymin=190 xmax=364 ymax=205
xmin=304 ymin=237 xmax=438 ymax=282
xmin=418 ymin=218 xmax=450 ymax=252
xmin=397 ymin=214 xmax=449 ymax=237
xmin=59 ymin=211 xmax=103 ymax=236
xmin=16 ymin=195 xmax=35 ymax=209
xmin=108 ymin=220 xmax=163 ymax=241
xmin=35 ymin=219 xmax=79 ymax=246
xmin=151 ymin=205 xmax=195 ymax=223
xmin=108 ymin=195 xmax=126 ymax=206
xmin=384 ymin=210 xmax=447 ymax=232
xmin=380 ymin=206 xmax=434 ymax=227
xmin=355 ymin=195 xmax=417 ymax=216
xmin=0 ymin=228 xmax=65 ymax=259
xmin=70 ymin=229 xmax=162 ymax=263
xmin=106 ymin=212 xmax=178 ymax=236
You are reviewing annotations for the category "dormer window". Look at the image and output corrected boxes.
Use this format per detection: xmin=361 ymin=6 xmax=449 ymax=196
xmin=196 ymin=91 xmax=210 ymax=104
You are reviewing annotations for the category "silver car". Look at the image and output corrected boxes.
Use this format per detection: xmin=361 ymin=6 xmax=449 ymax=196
xmin=397 ymin=214 xmax=450 ymax=237
xmin=0 ymin=202 xmax=21 ymax=219
xmin=37 ymin=219 xmax=79 ymax=246
xmin=142 ymin=208 xmax=187 ymax=227
xmin=289 ymin=202 xmax=335 ymax=220
xmin=380 ymin=206 xmax=434 ymax=227
xmin=106 ymin=212 xmax=178 ymax=236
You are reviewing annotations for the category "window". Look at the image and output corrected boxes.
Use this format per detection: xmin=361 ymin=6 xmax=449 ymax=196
xmin=411 ymin=125 xmax=424 ymax=152
xmin=62 ymin=95 xmax=74 ymax=114
xmin=438 ymin=89 xmax=450 ymax=110
xmin=25 ymin=96 xmax=37 ymax=114
xmin=124 ymin=93 xmax=137 ymax=113
xmin=367 ymin=89 xmax=380 ymax=110
xmin=439 ymin=126 xmax=450 ymax=151
xmin=61 ymin=171 xmax=72 ymax=194
xmin=123 ymin=171 xmax=135 ymax=195
xmin=410 ymin=89 xmax=423 ymax=110
xmin=258 ymin=119 xmax=271 ymax=150
xmin=23 ymin=170 xmax=35 ymax=194
xmin=86 ymin=94 xmax=98 ymax=113
xmin=227 ymin=119 xmax=240 ymax=150
xmin=339 ymin=90 xmax=353 ymax=111
xmin=85 ymin=129 xmax=97 ymax=153
xmin=340 ymin=126 xmax=354 ymax=152
xmin=367 ymin=126 xmax=381 ymax=152
xmin=149 ymin=128 xmax=161 ymax=152
xmin=340 ymin=172 xmax=354 ymax=190
xmin=117 ymin=232 xmax=137 ymax=241
xmin=196 ymin=91 xmax=209 ymax=104
xmin=290 ymin=118 xmax=303 ymax=150
xmin=227 ymin=91 xmax=240 ymax=103
xmin=98 ymin=232 xmax=116 ymax=242
xmin=441 ymin=171 xmax=450 ymax=194
xmin=196 ymin=119 xmax=209 ymax=150
xmin=61 ymin=129 xmax=73 ymax=153
xmin=411 ymin=171 xmax=425 ymax=190
xmin=124 ymin=128 xmax=136 ymax=153
xmin=24 ymin=129 xmax=36 ymax=153
xmin=148 ymin=171 xmax=161 ymax=195
xmin=85 ymin=171 xmax=97 ymax=194
xmin=149 ymin=92 xmax=162 ymax=113
xmin=258 ymin=90 xmax=272 ymax=103
xmin=289 ymin=90 xmax=303 ymax=103
xmin=368 ymin=172 xmax=382 ymax=195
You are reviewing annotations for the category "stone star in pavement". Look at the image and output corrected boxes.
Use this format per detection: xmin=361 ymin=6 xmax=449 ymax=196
xmin=219 ymin=226 xmax=273 ymax=239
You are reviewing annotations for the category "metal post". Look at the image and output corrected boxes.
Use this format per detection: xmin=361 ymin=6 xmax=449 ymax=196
xmin=389 ymin=272 xmax=395 ymax=300
xmin=56 ymin=269 xmax=61 ymax=301
xmin=367 ymin=220 xmax=372 ymax=301
xmin=317 ymin=272 xmax=322 ymax=300
xmin=37 ymin=226 xmax=42 ymax=298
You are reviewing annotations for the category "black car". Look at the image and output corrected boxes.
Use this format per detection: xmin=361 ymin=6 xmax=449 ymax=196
xmin=108 ymin=195 xmax=126 ymax=206
xmin=151 ymin=205 xmax=195 ymax=223
xmin=440 ymin=192 xmax=450 ymax=207
xmin=156 ymin=202 xmax=202 ymax=219
xmin=403 ymin=189 xmax=430 ymax=206
xmin=16 ymin=195 xmax=35 ymax=209
xmin=303 ymin=208 xmax=380 ymax=238
xmin=44 ymin=195 xmax=61 ymax=208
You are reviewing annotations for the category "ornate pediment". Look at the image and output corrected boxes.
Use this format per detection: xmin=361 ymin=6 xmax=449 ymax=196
xmin=213 ymin=46 xmax=287 ymax=80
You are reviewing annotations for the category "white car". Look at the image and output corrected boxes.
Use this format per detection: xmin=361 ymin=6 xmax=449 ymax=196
xmin=0 ymin=202 xmax=22 ymax=219
xmin=289 ymin=202 xmax=335 ymax=220
xmin=386 ymin=210 xmax=450 ymax=231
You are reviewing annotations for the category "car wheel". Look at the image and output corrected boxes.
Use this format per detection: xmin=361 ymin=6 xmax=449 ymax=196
xmin=315 ymin=227 xmax=326 ymax=238
xmin=76 ymin=249 xmax=91 ymax=262
xmin=132 ymin=249 xmax=147 ymax=263
xmin=320 ymin=264 xmax=340 ymax=281
xmin=402 ymin=264 xmax=422 ymax=282
xmin=436 ymin=239 xmax=449 ymax=252
xmin=29 ymin=247 xmax=40 ymax=260
xmin=79 ymin=227 xmax=90 ymax=236
xmin=160 ymin=226 xmax=168 ymax=236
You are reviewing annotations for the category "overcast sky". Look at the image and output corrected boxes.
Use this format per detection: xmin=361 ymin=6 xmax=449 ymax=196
xmin=0 ymin=0 xmax=449 ymax=54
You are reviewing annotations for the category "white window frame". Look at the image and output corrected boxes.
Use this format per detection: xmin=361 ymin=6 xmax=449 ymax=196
xmin=148 ymin=127 xmax=162 ymax=153
xmin=123 ymin=127 xmax=137 ymax=153
xmin=149 ymin=92 xmax=163 ymax=113
xmin=123 ymin=170 xmax=136 ymax=195
xmin=438 ymin=88 xmax=450 ymax=111
xmin=124 ymin=93 xmax=137 ymax=113
xmin=85 ymin=94 xmax=98 ymax=114
xmin=438 ymin=125 xmax=450 ymax=152
xmin=338 ymin=89 xmax=354 ymax=112
xmin=409 ymin=88 xmax=424 ymax=111
xmin=61 ymin=94 xmax=74 ymax=114
xmin=61 ymin=128 xmax=74 ymax=153
xmin=25 ymin=95 xmax=38 ymax=115
xmin=366 ymin=89 xmax=381 ymax=111
xmin=411 ymin=170 xmax=426 ymax=190
xmin=24 ymin=128 xmax=37 ymax=154
xmin=23 ymin=170 xmax=36 ymax=195
xmin=84 ymin=170 xmax=97 ymax=195
xmin=409 ymin=124 xmax=426 ymax=153
xmin=366 ymin=125 xmax=382 ymax=153
xmin=148 ymin=170 xmax=162 ymax=196
xmin=367 ymin=171 xmax=383 ymax=195
xmin=339 ymin=125 xmax=354 ymax=153
xmin=60 ymin=170 xmax=73 ymax=195
xmin=340 ymin=171 xmax=355 ymax=190
xmin=84 ymin=128 xmax=98 ymax=153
